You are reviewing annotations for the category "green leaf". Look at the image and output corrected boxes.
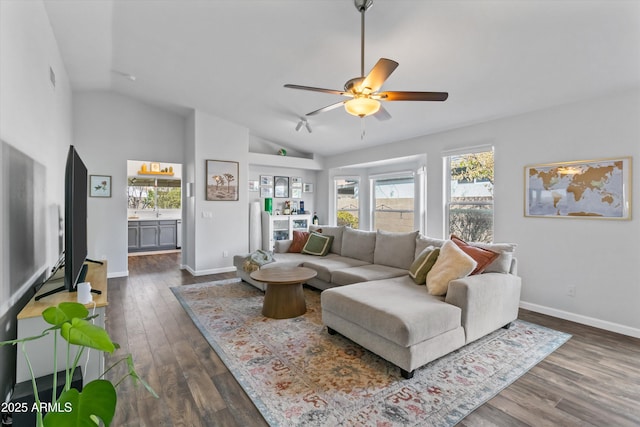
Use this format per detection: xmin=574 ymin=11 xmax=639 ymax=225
xmin=43 ymin=379 xmax=116 ymax=427
xmin=125 ymin=355 xmax=159 ymax=398
xmin=60 ymin=319 xmax=115 ymax=353
xmin=0 ymin=331 xmax=49 ymax=346
xmin=42 ymin=303 xmax=89 ymax=327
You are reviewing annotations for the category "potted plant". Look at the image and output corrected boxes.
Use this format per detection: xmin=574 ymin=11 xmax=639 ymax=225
xmin=1 ymin=302 xmax=157 ymax=426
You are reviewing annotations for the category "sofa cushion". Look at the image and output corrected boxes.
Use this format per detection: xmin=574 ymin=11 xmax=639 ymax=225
xmin=302 ymin=232 xmax=334 ymax=256
xmin=288 ymin=230 xmax=311 ymax=253
xmin=426 ymin=240 xmax=477 ymax=296
xmin=450 ymin=235 xmax=499 ymax=275
xmin=468 ymin=242 xmax=517 ymax=274
xmin=415 ymin=235 xmax=446 ymax=258
xmin=373 ymin=230 xmax=419 ymax=270
xmin=310 ymin=225 xmax=344 ymax=255
xmin=260 ymin=252 xmax=310 ymax=269
xmin=321 ymin=276 xmax=462 ymax=347
xmin=409 ymin=247 xmax=440 ymax=285
xmin=331 ymin=264 xmax=408 ymax=286
xmin=302 ymin=256 xmax=369 ymax=282
xmin=341 ymin=228 xmax=376 ymax=263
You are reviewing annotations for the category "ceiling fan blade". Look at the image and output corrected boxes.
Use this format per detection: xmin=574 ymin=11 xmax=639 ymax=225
xmin=284 ymin=84 xmax=350 ymax=96
xmin=378 ymin=91 xmax=449 ymax=101
xmin=360 ymin=58 xmax=399 ymax=92
xmin=306 ymin=101 xmax=346 ymax=116
xmin=373 ymin=105 xmax=392 ymax=121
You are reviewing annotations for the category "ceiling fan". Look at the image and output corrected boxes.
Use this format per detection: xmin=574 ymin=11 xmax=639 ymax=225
xmin=284 ymin=0 xmax=448 ymax=121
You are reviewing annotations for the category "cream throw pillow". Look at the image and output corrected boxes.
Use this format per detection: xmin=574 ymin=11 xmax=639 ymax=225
xmin=426 ymin=240 xmax=477 ymax=296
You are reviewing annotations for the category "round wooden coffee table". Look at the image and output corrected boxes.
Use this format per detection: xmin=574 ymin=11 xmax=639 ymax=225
xmin=250 ymin=267 xmax=317 ymax=319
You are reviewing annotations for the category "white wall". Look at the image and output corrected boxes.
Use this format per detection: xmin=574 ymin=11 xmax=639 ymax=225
xmin=73 ymin=91 xmax=186 ymax=276
xmin=186 ymin=110 xmax=249 ymax=275
xmin=0 ymin=0 xmax=72 ymax=268
xmin=324 ymin=90 xmax=640 ymax=337
xmin=0 ymin=0 xmax=73 ymax=404
xmin=182 ymin=111 xmax=197 ymax=270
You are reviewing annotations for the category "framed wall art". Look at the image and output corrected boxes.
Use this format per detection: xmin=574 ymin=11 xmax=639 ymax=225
xmin=248 ymin=180 xmax=259 ymax=192
xmin=206 ymin=160 xmax=239 ymax=201
xmin=90 ymin=175 xmax=111 ymax=197
xmin=524 ymin=157 xmax=631 ymax=219
xmin=260 ymin=186 xmax=273 ymax=198
xmin=274 ymin=176 xmax=289 ymax=198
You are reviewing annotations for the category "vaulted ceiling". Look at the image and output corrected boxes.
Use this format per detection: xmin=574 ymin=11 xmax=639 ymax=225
xmin=44 ymin=0 xmax=640 ymax=157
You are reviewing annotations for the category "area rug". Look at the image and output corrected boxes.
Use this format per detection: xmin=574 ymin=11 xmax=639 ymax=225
xmin=171 ymin=279 xmax=571 ymax=427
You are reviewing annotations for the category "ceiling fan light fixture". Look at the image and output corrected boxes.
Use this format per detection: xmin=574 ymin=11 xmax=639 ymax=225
xmin=295 ymin=117 xmax=312 ymax=133
xmin=344 ymin=97 xmax=380 ymax=117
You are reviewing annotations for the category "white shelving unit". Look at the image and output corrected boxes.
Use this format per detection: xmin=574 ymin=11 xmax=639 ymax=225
xmin=261 ymin=212 xmax=312 ymax=251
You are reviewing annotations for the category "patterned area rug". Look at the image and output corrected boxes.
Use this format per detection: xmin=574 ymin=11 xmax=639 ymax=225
xmin=171 ymin=279 xmax=570 ymax=427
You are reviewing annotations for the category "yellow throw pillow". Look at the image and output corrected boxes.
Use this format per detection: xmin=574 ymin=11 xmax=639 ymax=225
xmin=426 ymin=240 xmax=477 ymax=296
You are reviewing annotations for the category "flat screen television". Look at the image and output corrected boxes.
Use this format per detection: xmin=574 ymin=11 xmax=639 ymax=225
xmin=35 ymin=145 xmax=88 ymax=301
xmin=64 ymin=145 xmax=88 ymax=292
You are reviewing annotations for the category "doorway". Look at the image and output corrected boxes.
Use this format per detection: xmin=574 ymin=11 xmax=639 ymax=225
xmin=126 ymin=160 xmax=183 ymax=255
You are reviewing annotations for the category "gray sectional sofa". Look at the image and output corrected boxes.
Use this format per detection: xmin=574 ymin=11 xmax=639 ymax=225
xmin=233 ymin=225 xmax=521 ymax=379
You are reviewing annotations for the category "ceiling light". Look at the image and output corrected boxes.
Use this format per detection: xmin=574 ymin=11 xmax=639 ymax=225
xmin=344 ymin=97 xmax=380 ymax=117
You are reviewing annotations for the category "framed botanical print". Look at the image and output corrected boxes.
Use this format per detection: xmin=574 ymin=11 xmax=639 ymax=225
xmin=90 ymin=175 xmax=111 ymax=197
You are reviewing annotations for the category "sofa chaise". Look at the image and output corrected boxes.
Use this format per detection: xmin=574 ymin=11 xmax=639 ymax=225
xmin=234 ymin=225 xmax=521 ymax=378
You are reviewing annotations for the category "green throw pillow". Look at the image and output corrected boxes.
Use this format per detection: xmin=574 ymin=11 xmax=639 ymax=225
xmin=302 ymin=232 xmax=334 ymax=256
xmin=409 ymin=247 xmax=440 ymax=285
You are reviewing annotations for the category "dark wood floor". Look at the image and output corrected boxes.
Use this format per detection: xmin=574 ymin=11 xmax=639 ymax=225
xmin=105 ymin=253 xmax=640 ymax=426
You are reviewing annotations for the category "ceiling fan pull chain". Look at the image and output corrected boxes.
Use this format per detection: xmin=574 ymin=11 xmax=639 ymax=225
xmin=360 ymin=118 xmax=366 ymax=140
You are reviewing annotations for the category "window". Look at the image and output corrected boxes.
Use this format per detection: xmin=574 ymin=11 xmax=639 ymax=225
xmin=335 ymin=178 xmax=359 ymax=228
xmin=128 ymin=178 xmax=181 ymax=211
xmin=372 ymin=174 xmax=415 ymax=232
xmin=445 ymin=149 xmax=494 ymax=243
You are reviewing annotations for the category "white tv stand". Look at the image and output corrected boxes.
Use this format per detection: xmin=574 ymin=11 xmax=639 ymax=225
xmin=16 ymin=262 xmax=108 ymax=386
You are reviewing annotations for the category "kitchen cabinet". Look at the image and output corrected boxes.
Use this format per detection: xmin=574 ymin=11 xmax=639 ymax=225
xmin=261 ymin=212 xmax=311 ymax=251
xmin=128 ymin=220 xmax=177 ymax=252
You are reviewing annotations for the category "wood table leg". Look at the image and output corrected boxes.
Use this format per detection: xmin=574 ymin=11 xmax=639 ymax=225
xmin=262 ymin=282 xmax=306 ymax=319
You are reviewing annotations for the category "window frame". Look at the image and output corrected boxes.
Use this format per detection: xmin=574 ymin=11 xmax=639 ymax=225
xmin=369 ymin=171 xmax=418 ymax=233
xmin=334 ymin=176 xmax=360 ymax=228
xmin=443 ymin=145 xmax=494 ymax=242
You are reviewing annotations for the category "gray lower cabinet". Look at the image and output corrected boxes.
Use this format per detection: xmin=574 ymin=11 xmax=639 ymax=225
xmin=159 ymin=221 xmax=177 ymax=247
xmin=128 ymin=223 xmax=140 ymax=250
xmin=128 ymin=220 xmax=177 ymax=252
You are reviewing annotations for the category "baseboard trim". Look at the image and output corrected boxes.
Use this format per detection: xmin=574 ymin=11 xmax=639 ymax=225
xmin=107 ymin=270 xmax=129 ymax=278
xmin=519 ymin=301 xmax=640 ymax=339
xmin=181 ymin=265 xmax=237 ymax=276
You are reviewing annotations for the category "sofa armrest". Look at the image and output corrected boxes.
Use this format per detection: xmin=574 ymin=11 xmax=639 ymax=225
xmin=445 ymin=273 xmax=521 ymax=344
xmin=274 ymin=239 xmax=293 ymax=253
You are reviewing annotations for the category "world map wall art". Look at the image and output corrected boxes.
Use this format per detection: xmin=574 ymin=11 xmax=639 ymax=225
xmin=524 ymin=157 xmax=631 ymax=219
